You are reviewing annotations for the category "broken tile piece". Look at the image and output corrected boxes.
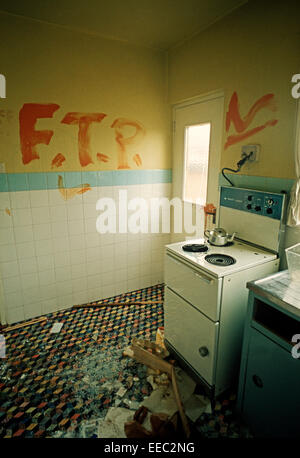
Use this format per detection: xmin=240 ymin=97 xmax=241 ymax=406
xmin=50 ymin=323 xmax=64 ymax=334
xmin=116 ymin=386 xmax=127 ymax=397
xmin=184 ymin=394 xmax=209 ymax=423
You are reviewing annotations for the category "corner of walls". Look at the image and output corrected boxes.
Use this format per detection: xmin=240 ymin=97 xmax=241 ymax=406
xmin=0 ymin=12 xmax=172 ymax=324
xmin=166 ymin=0 xmax=299 ymax=184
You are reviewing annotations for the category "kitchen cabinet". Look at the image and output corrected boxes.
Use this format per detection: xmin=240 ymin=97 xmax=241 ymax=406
xmin=237 ymin=270 xmax=300 ymax=437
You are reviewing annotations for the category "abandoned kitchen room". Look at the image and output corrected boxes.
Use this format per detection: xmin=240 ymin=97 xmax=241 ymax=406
xmin=0 ymin=0 xmax=299 ymax=441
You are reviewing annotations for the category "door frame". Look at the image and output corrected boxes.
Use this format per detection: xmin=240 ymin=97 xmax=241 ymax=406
xmin=172 ymin=89 xmax=224 ymax=112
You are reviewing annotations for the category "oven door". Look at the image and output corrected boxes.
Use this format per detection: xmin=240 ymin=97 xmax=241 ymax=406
xmin=165 ymin=253 xmax=222 ymax=321
xmin=164 ymin=287 xmax=219 ymax=386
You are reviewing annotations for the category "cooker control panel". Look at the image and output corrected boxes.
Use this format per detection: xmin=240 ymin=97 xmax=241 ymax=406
xmin=220 ymin=187 xmax=285 ymax=220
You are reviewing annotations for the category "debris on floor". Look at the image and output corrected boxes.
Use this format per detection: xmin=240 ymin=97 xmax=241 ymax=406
xmin=131 ymin=337 xmax=169 ymax=359
xmin=141 ymin=386 xmax=178 ymax=417
xmin=123 ymin=336 xmax=191 ymax=438
xmin=123 ymin=346 xmax=134 ymax=358
xmin=81 ymin=418 xmax=101 ymax=438
xmin=125 ymin=411 xmax=179 ymax=439
xmin=0 ymin=284 xmax=252 ymax=439
xmin=174 ymin=367 xmax=196 ymax=403
xmin=146 ymin=375 xmax=157 ymax=390
xmin=184 ymin=394 xmax=209 ymax=423
xmin=123 ymin=399 xmax=140 ymax=410
xmin=49 ymin=322 xmax=64 ymax=334
xmin=122 ymin=401 xmax=180 ymax=440
xmin=52 ymin=332 xmax=194 ymax=439
xmin=156 ymin=326 xmax=167 ymax=351
xmin=116 ymin=386 xmax=127 ymax=398
xmin=97 ymin=407 xmax=136 ymax=438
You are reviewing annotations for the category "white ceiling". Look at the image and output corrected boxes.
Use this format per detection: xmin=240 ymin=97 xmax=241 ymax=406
xmin=0 ymin=0 xmax=247 ymax=50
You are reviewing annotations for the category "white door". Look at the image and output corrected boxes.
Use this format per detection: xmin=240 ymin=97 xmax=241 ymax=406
xmin=172 ymin=92 xmax=224 ymax=242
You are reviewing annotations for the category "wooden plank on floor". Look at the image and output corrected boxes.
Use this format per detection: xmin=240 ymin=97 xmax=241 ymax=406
xmin=130 ymin=344 xmax=172 ymax=375
xmin=2 ymin=316 xmax=47 ymax=332
xmin=73 ymin=301 xmax=162 ymax=308
xmin=171 ymin=366 xmax=191 ymax=438
xmin=129 ymin=343 xmax=191 ymax=438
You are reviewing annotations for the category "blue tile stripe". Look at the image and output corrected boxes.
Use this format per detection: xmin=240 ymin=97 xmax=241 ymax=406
xmin=219 ymin=173 xmax=295 ymax=194
xmin=0 ymin=169 xmax=172 ymax=192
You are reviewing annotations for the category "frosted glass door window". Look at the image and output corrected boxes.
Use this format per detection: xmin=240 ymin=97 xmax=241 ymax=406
xmin=183 ymin=123 xmax=211 ymax=204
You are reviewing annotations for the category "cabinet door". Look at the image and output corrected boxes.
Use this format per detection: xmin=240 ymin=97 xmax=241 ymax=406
xmin=165 ymin=254 xmax=221 ymax=321
xmin=242 ymin=328 xmax=300 ymax=437
xmin=164 ymin=287 xmax=218 ymax=386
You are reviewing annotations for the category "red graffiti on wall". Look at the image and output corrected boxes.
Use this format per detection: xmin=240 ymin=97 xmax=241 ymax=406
xmin=19 ymin=103 xmax=60 ymax=164
xmin=51 ymin=153 xmax=66 ymax=168
xmin=61 ymin=112 xmax=107 ymax=167
xmin=57 ymin=175 xmax=91 ymax=200
xmin=18 ymin=104 xmax=146 ymax=169
xmin=224 ymin=92 xmax=278 ymax=149
xmin=97 ymin=153 xmax=109 ymax=163
xmin=111 ymin=118 xmax=145 ymax=169
xmin=133 ymin=154 xmax=142 ymax=167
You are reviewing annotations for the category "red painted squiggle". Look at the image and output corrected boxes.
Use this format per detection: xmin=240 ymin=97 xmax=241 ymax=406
xmin=225 ymin=119 xmax=278 ymax=149
xmin=224 ymin=92 xmax=278 ymax=149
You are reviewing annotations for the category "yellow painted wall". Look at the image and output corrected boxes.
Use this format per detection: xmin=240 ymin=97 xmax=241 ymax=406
xmin=0 ymin=12 xmax=171 ymax=173
xmin=168 ymin=0 xmax=300 ymax=179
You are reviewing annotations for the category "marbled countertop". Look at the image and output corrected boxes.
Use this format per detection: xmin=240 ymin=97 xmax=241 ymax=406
xmin=247 ymin=269 xmax=300 ymax=318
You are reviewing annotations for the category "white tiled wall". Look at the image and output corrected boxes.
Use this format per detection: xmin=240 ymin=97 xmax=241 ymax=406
xmin=0 ymin=183 xmax=171 ymax=324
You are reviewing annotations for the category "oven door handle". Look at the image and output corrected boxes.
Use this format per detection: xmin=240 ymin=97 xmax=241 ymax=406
xmin=169 ymin=256 xmax=214 ymax=284
xmin=193 ymin=271 xmax=213 ymax=284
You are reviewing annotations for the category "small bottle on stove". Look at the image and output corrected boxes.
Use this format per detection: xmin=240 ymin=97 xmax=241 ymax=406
xmin=204 ymin=203 xmax=217 ymax=234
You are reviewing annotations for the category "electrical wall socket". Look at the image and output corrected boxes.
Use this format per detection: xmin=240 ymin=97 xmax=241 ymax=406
xmin=241 ymin=144 xmax=260 ymax=162
xmin=0 ymin=163 xmax=6 ymax=173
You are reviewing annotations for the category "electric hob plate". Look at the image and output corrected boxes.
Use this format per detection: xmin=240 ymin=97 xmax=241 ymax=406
xmin=182 ymin=244 xmax=209 ymax=253
xmin=205 ymin=254 xmax=236 ymax=266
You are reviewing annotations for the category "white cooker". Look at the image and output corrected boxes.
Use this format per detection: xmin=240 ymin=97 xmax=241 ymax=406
xmin=164 ymin=186 xmax=286 ymax=396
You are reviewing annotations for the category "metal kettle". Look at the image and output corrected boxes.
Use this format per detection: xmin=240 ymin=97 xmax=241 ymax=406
xmin=204 ymin=227 xmax=236 ymax=246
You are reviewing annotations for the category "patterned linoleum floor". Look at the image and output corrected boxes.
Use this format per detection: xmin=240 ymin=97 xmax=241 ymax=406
xmin=0 ymin=284 xmax=249 ymax=438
